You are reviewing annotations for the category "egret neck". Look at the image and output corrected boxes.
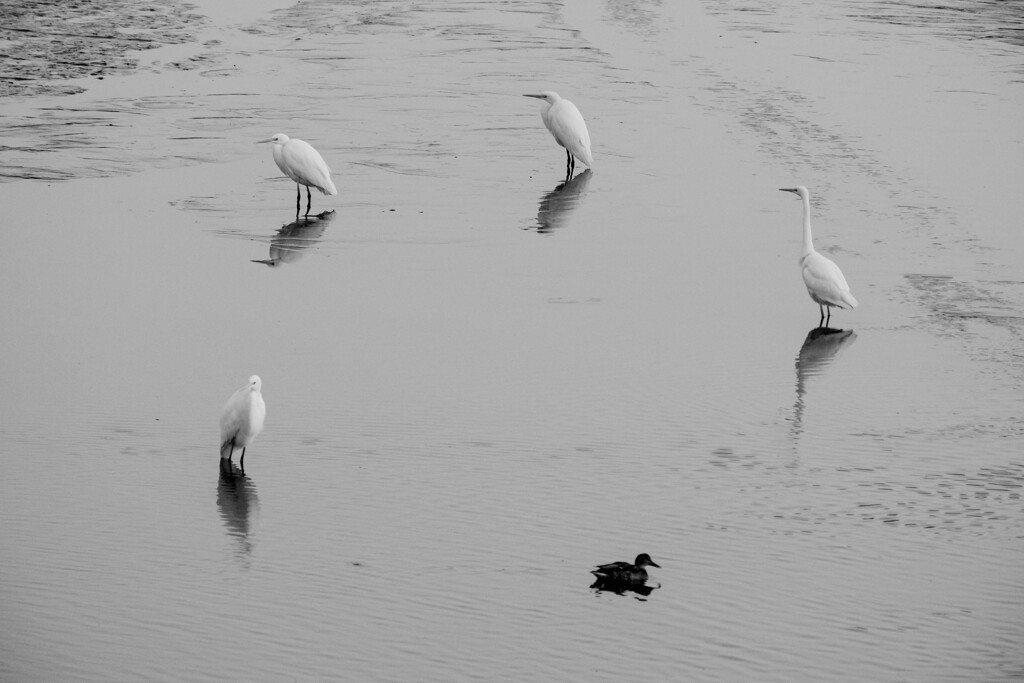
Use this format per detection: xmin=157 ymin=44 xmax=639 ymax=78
xmin=799 ymin=192 xmax=815 ymax=259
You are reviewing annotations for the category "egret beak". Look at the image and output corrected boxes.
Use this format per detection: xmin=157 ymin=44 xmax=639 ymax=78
xmin=256 ymin=138 xmax=274 ymax=144
xmin=523 ymin=94 xmax=545 ymax=99
xmin=779 ymin=188 xmax=799 ymax=197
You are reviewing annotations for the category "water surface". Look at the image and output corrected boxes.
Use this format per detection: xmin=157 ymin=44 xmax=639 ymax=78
xmin=1 ymin=0 xmax=1022 ymax=680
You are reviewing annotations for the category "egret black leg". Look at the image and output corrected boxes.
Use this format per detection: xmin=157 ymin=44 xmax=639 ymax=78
xmin=240 ymin=448 xmax=246 ymax=474
xmin=305 ymin=186 xmax=313 ymax=217
xmin=825 ymin=306 xmax=832 ymax=326
xmin=295 ymin=184 xmax=301 ymax=217
xmin=818 ymin=304 xmax=825 ymax=328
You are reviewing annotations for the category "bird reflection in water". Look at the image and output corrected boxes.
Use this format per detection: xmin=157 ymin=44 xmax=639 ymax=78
xmin=590 ymin=576 xmax=659 ymax=599
xmin=792 ymin=326 xmax=858 ymax=439
xmin=217 ymin=463 xmax=260 ymax=563
xmin=252 ymin=209 xmax=335 ymax=267
xmin=533 ymin=169 xmax=592 ymax=233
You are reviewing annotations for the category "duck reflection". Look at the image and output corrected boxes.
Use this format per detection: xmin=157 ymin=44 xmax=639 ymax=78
xmin=533 ymin=169 xmax=592 ymax=233
xmin=217 ymin=463 xmax=260 ymax=562
xmin=252 ymin=210 xmax=335 ymax=266
xmin=590 ymin=576 xmax=659 ymax=599
xmin=792 ymin=326 xmax=858 ymax=438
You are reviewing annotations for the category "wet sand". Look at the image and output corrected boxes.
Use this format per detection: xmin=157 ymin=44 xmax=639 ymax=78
xmin=1 ymin=0 xmax=1022 ymax=680
xmin=0 ymin=0 xmax=204 ymax=97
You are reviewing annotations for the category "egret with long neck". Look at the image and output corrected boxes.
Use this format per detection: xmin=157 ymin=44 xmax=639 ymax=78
xmin=780 ymin=186 xmax=858 ymax=327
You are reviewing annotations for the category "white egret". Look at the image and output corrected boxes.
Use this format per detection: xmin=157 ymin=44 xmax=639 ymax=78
xmin=260 ymin=134 xmax=337 ymax=217
xmin=780 ymin=186 xmax=859 ymax=326
xmin=524 ymin=91 xmax=593 ymax=178
xmin=220 ymin=375 xmax=266 ymax=473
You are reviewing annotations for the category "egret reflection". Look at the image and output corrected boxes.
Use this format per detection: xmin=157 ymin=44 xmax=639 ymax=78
xmin=792 ymin=326 xmax=858 ymax=439
xmin=217 ymin=464 xmax=260 ymax=563
xmin=252 ymin=210 xmax=334 ymax=267
xmin=533 ymin=169 xmax=592 ymax=233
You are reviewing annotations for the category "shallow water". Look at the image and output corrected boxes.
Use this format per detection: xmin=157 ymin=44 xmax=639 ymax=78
xmin=2 ymin=0 xmax=1023 ymax=681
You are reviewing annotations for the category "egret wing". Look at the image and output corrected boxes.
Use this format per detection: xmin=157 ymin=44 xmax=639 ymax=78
xmin=544 ymin=100 xmax=593 ymax=167
xmin=280 ymin=140 xmax=338 ymax=195
xmin=802 ymin=252 xmax=858 ymax=309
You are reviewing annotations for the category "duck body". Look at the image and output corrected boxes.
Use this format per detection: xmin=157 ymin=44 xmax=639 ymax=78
xmin=591 ymin=553 xmax=660 ymax=582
